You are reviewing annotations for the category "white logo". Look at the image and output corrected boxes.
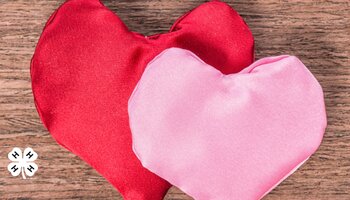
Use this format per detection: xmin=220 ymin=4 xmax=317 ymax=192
xmin=8 ymin=147 xmax=38 ymax=179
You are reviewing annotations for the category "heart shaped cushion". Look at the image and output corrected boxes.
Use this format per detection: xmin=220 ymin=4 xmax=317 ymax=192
xmin=31 ymin=0 xmax=254 ymax=199
xmin=129 ymin=48 xmax=327 ymax=200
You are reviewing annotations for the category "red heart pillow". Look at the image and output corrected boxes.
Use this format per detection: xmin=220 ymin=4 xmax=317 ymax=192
xmin=31 ymin=0 xmax=254 ymax=199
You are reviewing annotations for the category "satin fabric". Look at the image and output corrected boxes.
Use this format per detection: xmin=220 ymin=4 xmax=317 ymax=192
xmin=30 ymin=0 xmax=254 ymax=199
xmin=129 ymin=48 xmax=327 ymax=200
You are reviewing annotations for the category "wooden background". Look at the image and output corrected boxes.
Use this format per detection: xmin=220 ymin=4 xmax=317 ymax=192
xmin=0 ymin=0 xmax=349 ymax=199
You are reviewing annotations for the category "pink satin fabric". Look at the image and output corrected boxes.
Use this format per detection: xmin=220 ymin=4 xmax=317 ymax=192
xmin=128 ymin=48 xmax=327 ymax=200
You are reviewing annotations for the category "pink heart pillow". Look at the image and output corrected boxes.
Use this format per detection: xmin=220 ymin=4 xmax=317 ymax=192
xmin=128 ymin=48 xmax=327 ymax=199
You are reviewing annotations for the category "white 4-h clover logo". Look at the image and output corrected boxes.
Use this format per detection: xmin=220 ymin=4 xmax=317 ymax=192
xmin=8 ymin=147 xmax=38 ymax=179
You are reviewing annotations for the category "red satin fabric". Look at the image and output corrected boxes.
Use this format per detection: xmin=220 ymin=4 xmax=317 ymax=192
xmin=31 ymin=0 xmax=254 ymax=199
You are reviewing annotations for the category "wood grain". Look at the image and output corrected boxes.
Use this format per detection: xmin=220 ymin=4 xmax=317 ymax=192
xmin=0 ymin=0 xmax=349 ymax=199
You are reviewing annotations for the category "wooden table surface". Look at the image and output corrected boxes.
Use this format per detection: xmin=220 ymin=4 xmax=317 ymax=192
xmin=0 ymin=0 xmax=349 ymax=199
